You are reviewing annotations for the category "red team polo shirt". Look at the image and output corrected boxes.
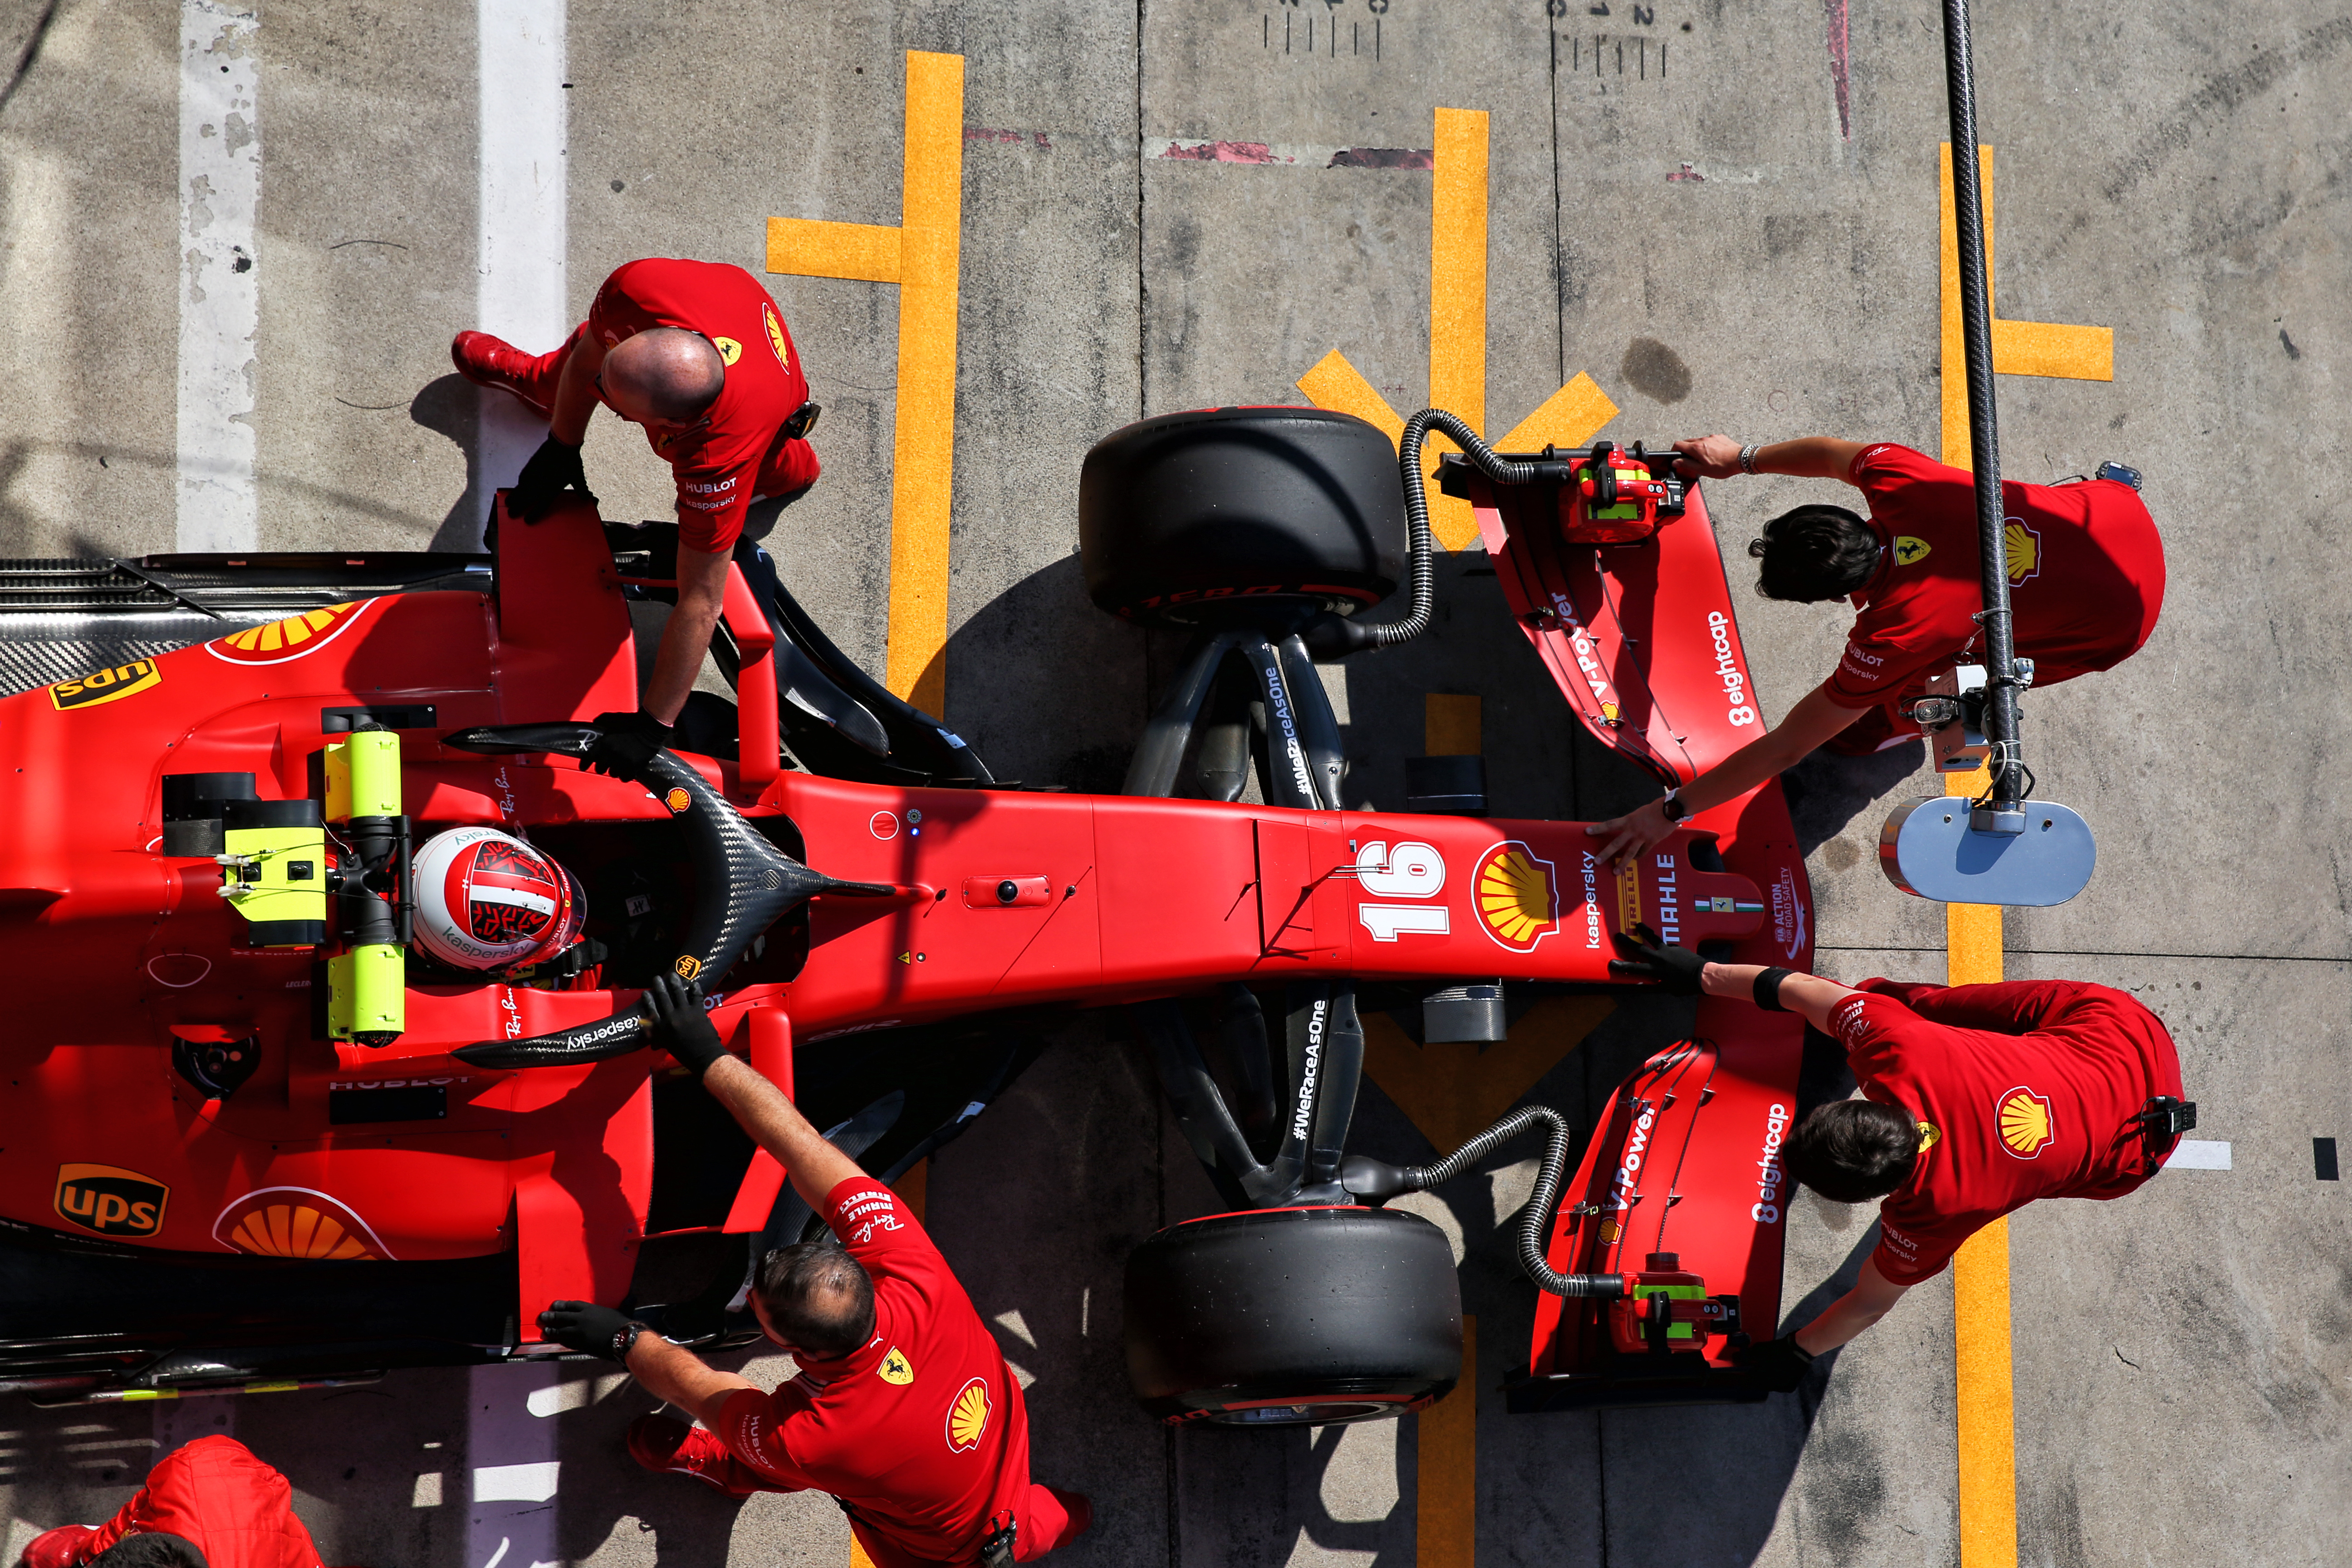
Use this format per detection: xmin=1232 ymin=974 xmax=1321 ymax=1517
xmin=714 ymin=1178 xmax=1039 ymax=1563
xmin=1829 ymin=978 xmax=2184 ymax=1286
xmin=584 ymin=258 xmax=819 ymax=556
xmin=1825 ymin=444 xmax=2165 ymax=714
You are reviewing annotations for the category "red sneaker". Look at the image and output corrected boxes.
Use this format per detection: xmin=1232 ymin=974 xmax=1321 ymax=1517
xmin=451 ymin=330 xmax=557 ymax=416
xmin=627 ymin=1412 xmax=765 ymax=1500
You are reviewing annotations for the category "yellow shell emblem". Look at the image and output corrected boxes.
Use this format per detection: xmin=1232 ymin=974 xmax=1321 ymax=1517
xmin=1475 ymin=841 xmax=1559 ymax=952
xmin=880 ymin=1346 xmax=914 ymax=1386
xmin=206 ymin=602 xmax=368 ymax=665
xmin=764 ymin=304 xmax=791 ymax=372
xmin=1893 ymin=535 xmax=1931 ymax=565
xmin=213 ymin=1188 xmax=392 ymax=1260
xmin=711 ymin=336 xmax=743 ymax=367
xmin=945 ymin=1376 xmax=990 ymax=1452
xmin=2004 ymin=520 xmax=2041 ymax=584
xmin=1916 ymin=1122 xmax=1941 ymax=1152
xmin=1995 ymin=1087 xmax=2053 ymax=1158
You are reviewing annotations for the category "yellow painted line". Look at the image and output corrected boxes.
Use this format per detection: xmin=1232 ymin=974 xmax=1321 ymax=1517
xmin=1424 ymin=692 xmax=1482 ymax=756
xmin=766 ymin=50 xmax=965 ymax=716
xmin=1425 ymin=108 xmax=1490 ymax=553
xmin=1938 ymin=144 xmax=2114 ymax=466
xmin=1417 ymin=1313 xmax=1476 ymax=1568
xmin=1296 ymin=348 xmax=1404 ymax=443
xmin=1495 ymin=373 xmax=1618 ymax=452
xmin=1942 ymin=763 xmax=2016 ymax=1568
xmin=849 ymin=1536 xmax=878 ymax=1568
xmin=764 ymin=218 xmax=904 ymax=283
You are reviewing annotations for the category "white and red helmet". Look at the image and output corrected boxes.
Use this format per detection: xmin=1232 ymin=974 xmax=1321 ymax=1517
xmin=412 ymin=826 xmax=584 ymax=972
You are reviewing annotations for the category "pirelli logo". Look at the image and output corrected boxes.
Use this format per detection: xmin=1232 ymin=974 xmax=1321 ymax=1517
xmin=49 ymin=659 xmax=160 ymax=711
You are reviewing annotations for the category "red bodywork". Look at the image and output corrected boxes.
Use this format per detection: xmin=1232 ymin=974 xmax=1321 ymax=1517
xmin=1465 ymin=467 xmax=1816 ymax=1407
xmin=0 ymin=494 xmax=1802 ymax=1358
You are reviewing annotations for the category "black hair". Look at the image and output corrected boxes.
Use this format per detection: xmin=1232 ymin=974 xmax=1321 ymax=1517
xmin=89 ymin=1534 xmax=209 ymax=1568
xmin=1748 ymin=504 xmax=1881 ymax=602
xmin=1784 ymin=1099 xmax=1921 ymax=1202
xmin=756 ymin=1237 xmax=876 ymax=1361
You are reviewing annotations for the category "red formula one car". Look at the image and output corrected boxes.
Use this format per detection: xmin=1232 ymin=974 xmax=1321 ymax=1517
xmin=0 ymin=407 xmax=1809 ymax=1423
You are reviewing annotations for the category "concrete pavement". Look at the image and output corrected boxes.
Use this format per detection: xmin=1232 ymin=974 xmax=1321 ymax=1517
xmin=4 ymin=0 xmax=2349 ymax=1562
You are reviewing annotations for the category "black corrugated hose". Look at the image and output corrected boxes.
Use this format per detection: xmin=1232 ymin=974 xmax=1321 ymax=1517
xmin=1365 ymin=1102 xmax=1625 ymax=1300
xmin=1371 ymin=408 xmax=1554 ymax=647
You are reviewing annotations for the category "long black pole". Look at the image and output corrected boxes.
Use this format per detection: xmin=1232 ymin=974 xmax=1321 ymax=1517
xmin=1940 ymin=0 xmax=2024 ymax=818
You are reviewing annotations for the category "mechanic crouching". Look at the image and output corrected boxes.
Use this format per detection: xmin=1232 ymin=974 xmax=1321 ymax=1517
xmin=1609 ymin=931 xmax=2189 ymax=1391
xmin=1589 ymin=432 xmax=2164 ymax=866
xmin=540 ymin=976 xmax=1091 ymax=1565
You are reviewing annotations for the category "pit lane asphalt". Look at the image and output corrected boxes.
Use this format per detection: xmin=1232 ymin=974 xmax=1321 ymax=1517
xmin=3 ymin=1 xmax=2348 ymax=1563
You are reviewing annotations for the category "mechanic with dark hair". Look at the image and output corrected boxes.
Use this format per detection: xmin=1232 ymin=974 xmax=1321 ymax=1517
xmin=452 ymin=257 xmax=822 ymax=779
xmin=540 ymin=975 xmax=1091 ymax=1566
xmin=17 ymin=1435 xmax=323 ymax=1568
xmin=1588 ymin=433 xmax=2164 ymax=866
xmin=1608 ymin=928 xmax=2187 ymax=1392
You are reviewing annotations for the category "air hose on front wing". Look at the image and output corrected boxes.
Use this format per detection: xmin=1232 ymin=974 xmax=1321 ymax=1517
xmin=1310 ymin=407 xmax=1557 ymax=657
xmin=1340 ymin=1103 xmax=1627 ymax=1300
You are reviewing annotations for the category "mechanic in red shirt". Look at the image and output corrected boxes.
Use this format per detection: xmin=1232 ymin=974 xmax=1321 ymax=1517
xmin=1589 ymin=433 xmax=2164 ymax=865
xmin=1608 ymin=929 xmax=2188 ymax=1391
xmin=17 ymin=1434 xmax=325 ymax=1568
xmin=540 ymin=976 xmax=1090 ymax=1566
xmin=451 ymin=258 xmax=821 ymax=774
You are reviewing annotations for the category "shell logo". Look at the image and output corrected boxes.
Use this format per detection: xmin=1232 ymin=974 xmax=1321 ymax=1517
xmin=945 ymin=1376 xmax=990 ymax=1452
xmin=1894 ymin=535 xmax=1932 ymax=566
xmin=2004 ymin=520 xmax=2042 ymax=585
xmin=663 ymin=787 xmax=692 ymax=814
xmin=1475 ymin=841 xmax=1558 ymax=952
xmin=213 ymin=1187 xmax=394 ymax=1260
xmin=207 ymin=601 xmax=371 ymax=666
xmin=763 ymin=304 xmax=792 ymax=373
xmin=879 ymin=1346 xmax=914 ymax=1386
xmin=1994 ymin=1087 xmax=2054 ymax=1159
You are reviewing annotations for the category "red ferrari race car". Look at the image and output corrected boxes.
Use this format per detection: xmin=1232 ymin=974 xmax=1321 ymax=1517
xmin=0 ymin=406 xmax=1811 ymax=1424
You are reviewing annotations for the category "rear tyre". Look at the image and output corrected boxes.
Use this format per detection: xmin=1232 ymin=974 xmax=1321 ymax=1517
xmin=1122 ymin=1205 xmax=1461 ymax=1426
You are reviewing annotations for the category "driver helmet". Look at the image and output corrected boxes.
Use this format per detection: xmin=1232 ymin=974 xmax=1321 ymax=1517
xmin=412 ymin=826 xmax=585 ymax=972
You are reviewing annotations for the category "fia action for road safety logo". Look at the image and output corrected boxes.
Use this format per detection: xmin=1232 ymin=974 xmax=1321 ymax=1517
xmin=1995 ymin=1086 xmax=2053 ymax=1158
xmin=55 ymin=1163 xmax=169 ymax=1238
xmin=49 ymin=658 xmax=160 ymax=711
xmin=945 ymin=1376 xmax=991 ymax=1452
xmin=879 ymin=1346 xmax=915 ymax=1386
xmin=206 ymin=601 xmax=371 ymax=666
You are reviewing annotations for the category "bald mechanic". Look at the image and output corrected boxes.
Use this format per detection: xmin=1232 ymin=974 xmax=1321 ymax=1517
xmin=1608 ymin=929 xmax=2189 ymax=1391
xmin=1589 ymin=434 xmax=2165 ymax=866
xmin=452 ymin=257 xmax=821 ymax=776
xmin=539 ymin=975 xmax=1091 ymax=1566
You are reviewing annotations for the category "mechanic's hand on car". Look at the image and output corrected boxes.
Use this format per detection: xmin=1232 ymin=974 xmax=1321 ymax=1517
xmin=1670 ymin=434 xmax=1745 ymax=481
xmin=1586 ymin=798 xmax=1674 ymax=869
xmin=538 ymin=1299 xmax=642 ymax=1361
xmin=1734 ymin=1333 xmax=1817 ymax=1393
xmin=1607 ymin=922 xmax=1706 ymax=996
xmin=586 ymin=710 xmax=675 ymax=781
xmin=645 ymin=969 xmax=725 ymax=1077
xmin=513 ymin=434 xmax=598 ymax=524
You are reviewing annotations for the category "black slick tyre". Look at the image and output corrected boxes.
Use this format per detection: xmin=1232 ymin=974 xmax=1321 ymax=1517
xmin=1078 ymin=407 xmax=1408 ymax=627
xmin=1122 ymin=1205 xmax=1461 ymax=1426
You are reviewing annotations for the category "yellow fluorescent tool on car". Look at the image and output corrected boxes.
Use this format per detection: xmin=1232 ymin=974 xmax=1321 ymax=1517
xmin=217 ymin=799 xmax=329 ymax=949
xmin=326 ymin=731 xmax=407 ymax=1047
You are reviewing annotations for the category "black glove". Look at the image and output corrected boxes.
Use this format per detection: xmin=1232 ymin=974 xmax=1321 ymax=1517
xmin=1735 ymin=1333 xmax=1817 ymax=1393
xmin=645 ymin=969 xmax=724 ymax=1076
xmin=1607 ymin=922 xmax=1706 ymax=996
xmin=538 ymin=1299 xmax=642 ymax=1361
xmin=586 ymin=710 xmax=674 ymax=781
xmin=513 ymin=435 xmax=597 ymax=523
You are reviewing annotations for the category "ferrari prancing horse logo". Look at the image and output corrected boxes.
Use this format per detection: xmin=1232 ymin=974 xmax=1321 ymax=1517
xmin=880 ymin=1346 xmax=914 ymax=1386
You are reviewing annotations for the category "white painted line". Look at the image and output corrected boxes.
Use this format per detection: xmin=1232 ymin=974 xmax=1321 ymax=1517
xmin=471 ymin=1459 xmax=561 ymax=1502
xmin=176 ymin=0 xmax=260 ymax=552
xmin=475 ymin=0 xmax=569 ymax=530
xmin=2166 ymin=1140 xmax=2232 ymax=1170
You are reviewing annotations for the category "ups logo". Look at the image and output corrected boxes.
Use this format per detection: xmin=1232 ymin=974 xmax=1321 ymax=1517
xmin=55 ymin=1163 xmax=170 ymax=1237
xmin=49 ymin=659 xmax=160 ymax=711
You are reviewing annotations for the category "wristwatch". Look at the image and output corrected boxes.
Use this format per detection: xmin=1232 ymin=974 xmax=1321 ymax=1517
xmin=614 ymin=1321 xmax=653 ymax=1362
xmin=1659 ymin=791 xmax=1692 ymax=824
